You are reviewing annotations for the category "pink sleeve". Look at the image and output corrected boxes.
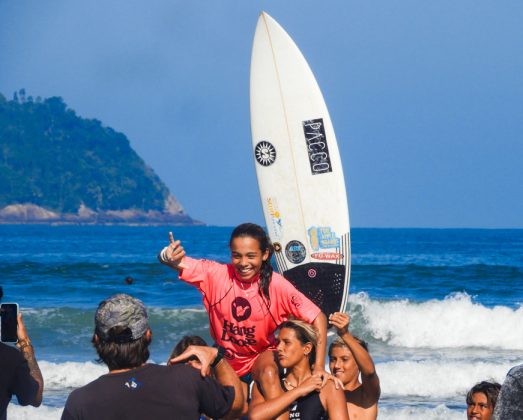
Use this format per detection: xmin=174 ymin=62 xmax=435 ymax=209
xmin=178 ymin=257 xmax=225 ymax=295
xmin=271 ymin=274 xmax=321 ymax=324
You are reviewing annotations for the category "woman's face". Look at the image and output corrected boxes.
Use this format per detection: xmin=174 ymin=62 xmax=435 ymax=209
xmin=276 ymin=327 xmax=311 ymax=369
xmin=329 ymin=345 xmax=359 ymax=387
xmin=230 ymin=236 xmax=269 ymax=281
xmin=467 ymin=392 xmax=494 ymax=420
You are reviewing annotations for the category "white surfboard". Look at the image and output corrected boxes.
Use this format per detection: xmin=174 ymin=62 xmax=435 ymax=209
xmin=250 ymin=12 xmax=351 ymax=317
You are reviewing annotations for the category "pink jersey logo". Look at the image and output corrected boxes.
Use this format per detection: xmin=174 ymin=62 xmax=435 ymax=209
xmin=231 ymin=297 xmax=252 ymax=321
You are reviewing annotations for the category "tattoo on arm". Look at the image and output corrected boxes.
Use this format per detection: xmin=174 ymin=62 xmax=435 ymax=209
xmin=22 ymin=346 xmax=44 ymax=406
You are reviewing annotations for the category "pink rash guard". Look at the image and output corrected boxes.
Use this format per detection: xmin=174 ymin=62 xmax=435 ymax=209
xmin=179 ymin=257 xmax=321 ymax=376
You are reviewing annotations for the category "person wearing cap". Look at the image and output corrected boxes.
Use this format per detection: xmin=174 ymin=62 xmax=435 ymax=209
xmin=61 ymin=294 xmax=244 ymax=420
xmin=0 ymin=286 xmax=44 ymax=420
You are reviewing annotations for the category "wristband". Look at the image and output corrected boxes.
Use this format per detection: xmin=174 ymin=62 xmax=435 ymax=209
xmin=17 ymin=339 xmax=32 ymax=351
xmin=159 ymin=247 xmax=170 ymax=263
xmin=211 ymin=346 xmax=226 ymax=368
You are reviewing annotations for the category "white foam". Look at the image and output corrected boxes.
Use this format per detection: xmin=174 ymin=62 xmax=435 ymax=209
xmin=378 ymin=360 xmax=512 ymax=398
xmin=349 ymin=292 xmax=523 ymax=349
xmin=7 ymin=404 xmax=62 ymax=420
xmin=379 ymin=404 xmax=463 ymax=420
xmin=40 ymin=361 xmax=107 ymax=390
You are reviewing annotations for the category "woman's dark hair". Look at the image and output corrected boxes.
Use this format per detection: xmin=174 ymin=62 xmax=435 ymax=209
xmin=168 ymin=335 xmax=208 ymax=363
xmin=466 ymin=381 xmax=502 ymax=408
xmin=230 ymin=223 xmax=274 ymax=305
xmin=279 ymin=320 xmax=318 ymax=367
xmin=92 ymin=326 xmax=151 ymax=371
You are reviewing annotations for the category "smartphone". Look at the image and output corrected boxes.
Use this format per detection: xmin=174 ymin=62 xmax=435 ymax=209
xmin=0 ymin=303 xmax=19 ymax=343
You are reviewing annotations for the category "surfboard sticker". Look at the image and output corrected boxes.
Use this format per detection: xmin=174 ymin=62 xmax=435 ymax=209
xmin=303 ymin=119 xmax=333 ymax=175
xmin=255 ymin=141 xmax=277 ymax=166
xmin=250 ymin=12 xmax=351 ymax=316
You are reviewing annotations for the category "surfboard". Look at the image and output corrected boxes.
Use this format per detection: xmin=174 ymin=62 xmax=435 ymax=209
xmin=250 ymin=12 xmax=351 ymax=317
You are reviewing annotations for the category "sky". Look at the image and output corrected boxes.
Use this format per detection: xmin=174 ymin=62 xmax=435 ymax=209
xmin=1 ymin=1 xmax=522 ymax=227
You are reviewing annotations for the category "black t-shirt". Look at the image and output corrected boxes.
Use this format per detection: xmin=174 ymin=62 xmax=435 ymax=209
xmin=61 ymin=363 xmax=234 ymax=420
xmin=0 ymin=343 xmax=39 ymax=420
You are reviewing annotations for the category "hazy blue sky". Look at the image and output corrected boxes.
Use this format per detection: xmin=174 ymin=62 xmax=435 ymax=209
xmin=1 ymin=1 xmax=522 ymax=227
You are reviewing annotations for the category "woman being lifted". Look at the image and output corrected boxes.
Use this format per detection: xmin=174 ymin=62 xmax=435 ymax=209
xmin=159 ymin=223 xmax=328 ymax=418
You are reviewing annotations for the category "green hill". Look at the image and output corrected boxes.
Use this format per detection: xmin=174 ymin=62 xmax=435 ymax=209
xmin=0 ymin=90 xmax=200 ymax=224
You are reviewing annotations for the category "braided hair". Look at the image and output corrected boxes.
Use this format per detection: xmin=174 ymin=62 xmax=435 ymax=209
xmin=229 ymin=223 xmax=274 ymax=306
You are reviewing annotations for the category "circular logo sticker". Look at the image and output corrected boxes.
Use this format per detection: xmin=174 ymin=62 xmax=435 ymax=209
xmin=255 ymin=141 xmax=276 ymax=166
xmin=308 ymin=268 xmax=317 ymax=278
xmin=285 ymin=240 xmax=306 ymax=264
xmin=231 ymin=297 xmax=252 ymax=321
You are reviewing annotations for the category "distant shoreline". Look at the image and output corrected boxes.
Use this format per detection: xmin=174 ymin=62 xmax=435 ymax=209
xmin=0 ymin=203 xmax=204 ymax=226
xmin=0 ymin=221 xmax=205 ymax=226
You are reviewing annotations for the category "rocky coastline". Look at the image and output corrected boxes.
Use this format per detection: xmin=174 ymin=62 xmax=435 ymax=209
xmin=0 ymin=196 xmax=203 ymax=226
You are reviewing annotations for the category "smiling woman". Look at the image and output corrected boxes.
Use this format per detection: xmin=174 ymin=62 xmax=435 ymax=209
xmin=158 ymin=223 xmax=328 ymax=418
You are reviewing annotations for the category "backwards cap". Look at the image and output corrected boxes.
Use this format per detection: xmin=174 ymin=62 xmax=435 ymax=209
xmin=95 ymin=294 xmax=148 ymax=343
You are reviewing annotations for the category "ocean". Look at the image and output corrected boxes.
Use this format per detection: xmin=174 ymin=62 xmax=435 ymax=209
xmin=1 ymin=225 xmax=523 ymax=419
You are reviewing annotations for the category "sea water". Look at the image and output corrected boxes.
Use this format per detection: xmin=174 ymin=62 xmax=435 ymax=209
xmin=1 ymin=225 xmax=522 ymax=419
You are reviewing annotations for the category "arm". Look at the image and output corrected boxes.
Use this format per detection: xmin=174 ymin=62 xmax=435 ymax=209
xmin=249 ymin=375 xmax=323 ymax=420
xmin=277 ymin=278 xmax=328 ymax=381
xmin=312 ymin=312 xmax=328 ymax=377
xmin=322 ymin=381 xmax=350 ymax=420
xmin=329 ymin=312 xmax=380 ymax=401
xmin=16 ymin=313 xmax=44 ymax=407
xmin=213 ymin=357 xmax=244 ymax=418
xmin=169 ymin=345 xmax=244 ymax=418
xmin=158 ymin=231 xmax=189 ymax=271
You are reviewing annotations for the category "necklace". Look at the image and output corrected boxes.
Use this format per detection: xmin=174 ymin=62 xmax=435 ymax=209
xmin=284 ymin=374 xmax=312 ymax=390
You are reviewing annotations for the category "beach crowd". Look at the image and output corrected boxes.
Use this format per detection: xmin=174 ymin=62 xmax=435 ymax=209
xmin=1 ymin=223 xmax=521 ymax=419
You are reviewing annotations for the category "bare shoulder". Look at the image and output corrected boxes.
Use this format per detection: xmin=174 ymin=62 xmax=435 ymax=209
xmin=321 ymin=379 xmax=339 ymax=393
xmin=320 ymin=380 xmax=344 ymax=403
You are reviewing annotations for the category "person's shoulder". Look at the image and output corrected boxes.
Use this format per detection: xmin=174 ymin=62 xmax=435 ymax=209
xmin=507 ymin=363 xmax=523 ymax=379
xmin=161 ymin=363 xmax=206 ymax=384
xmin=164 ymin=363 xmax=199 ymax=375
xmin=321 ymin=379 xmax=339 ymax=394
xmin=135 ymin=363 xmax=199 ymax=378
xmin=0 ymin=342 xmax=23 ymax=357
xmin=186 ymin=256 xmax=227 ymax=269
xmin=65 ymin=376 xmax=104 ymax=407
xmin=268 ymin=271 xmax=294 ymax=290
xmin=344 ymin=385 xmax=365 ymax=401
xmin=0 ymin=343 xmax=25 ymax=364
xmin=270 ymin=271 xmax=287 ymax=282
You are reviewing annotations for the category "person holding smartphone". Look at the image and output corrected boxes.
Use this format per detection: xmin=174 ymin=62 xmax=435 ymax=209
xmin=0 ymin=286 xmax=44 ymax=419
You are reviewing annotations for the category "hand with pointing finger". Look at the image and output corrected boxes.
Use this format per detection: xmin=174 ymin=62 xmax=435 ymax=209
xmin=158 ymin=232 xmax=187 ymax=270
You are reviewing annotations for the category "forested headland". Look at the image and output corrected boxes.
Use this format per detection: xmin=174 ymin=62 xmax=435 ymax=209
xmin=0 ymin=90 xmax=200 ymax=224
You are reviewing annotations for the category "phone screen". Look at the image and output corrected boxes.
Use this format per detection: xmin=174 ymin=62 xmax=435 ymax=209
xmin=1 ymin=303 xmax=18 ymax=343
